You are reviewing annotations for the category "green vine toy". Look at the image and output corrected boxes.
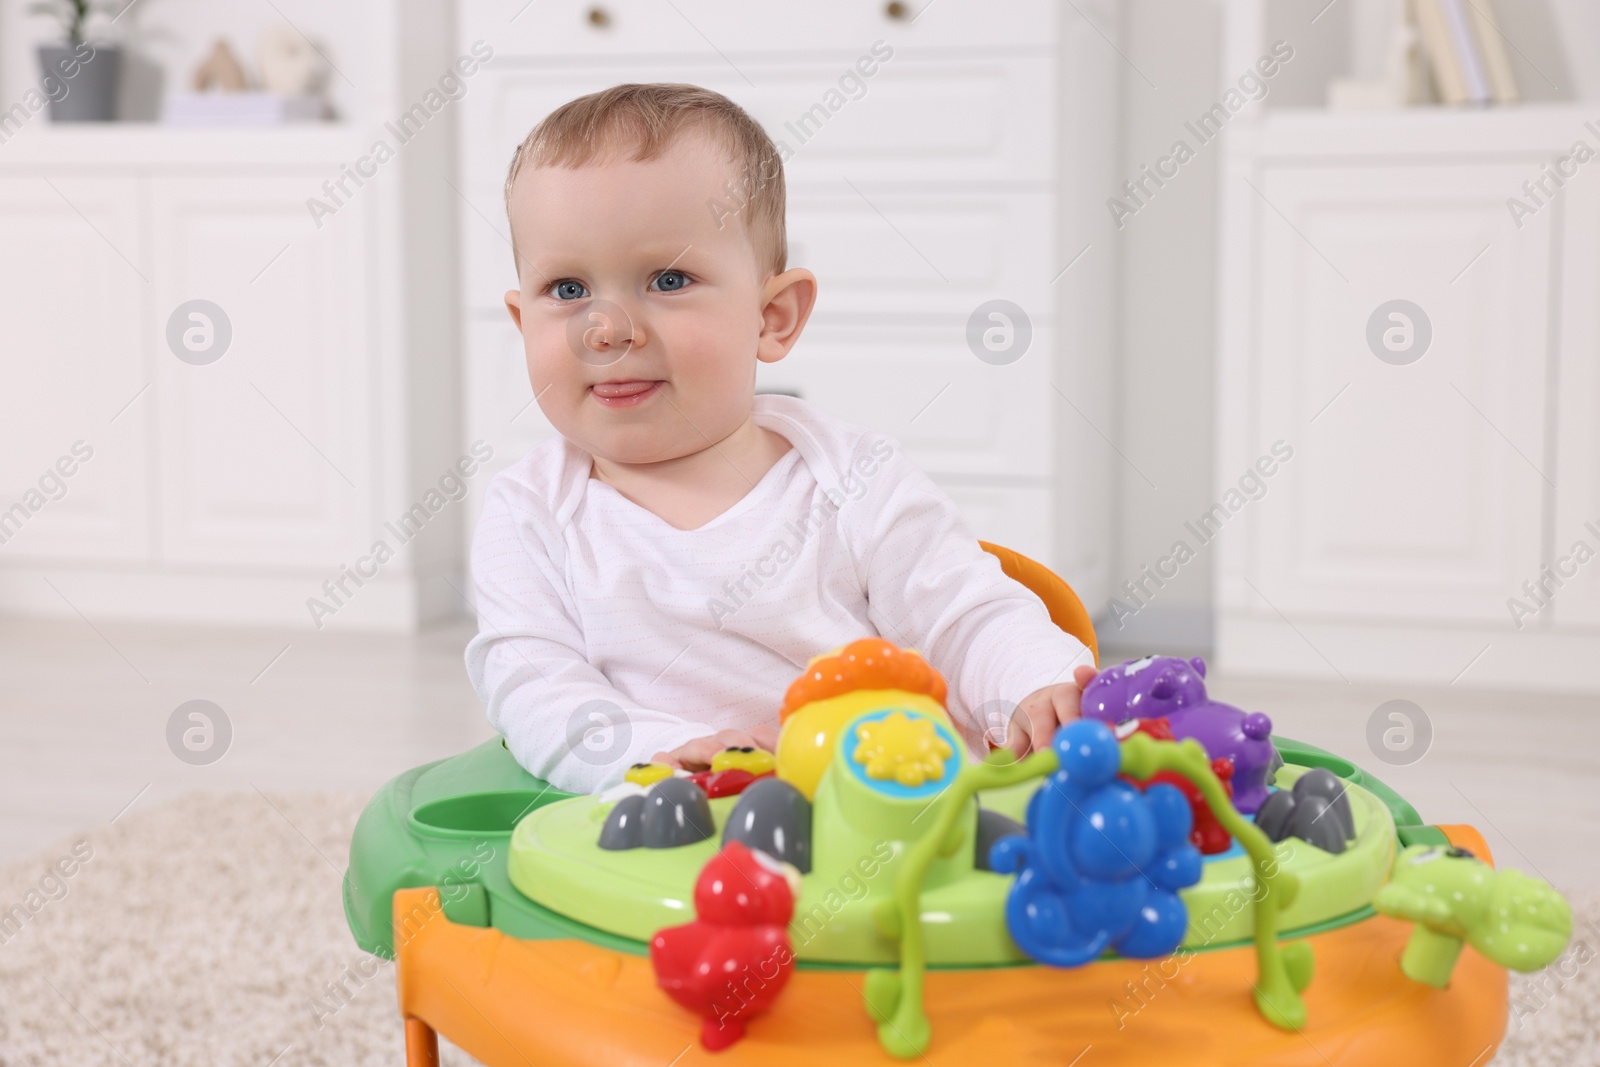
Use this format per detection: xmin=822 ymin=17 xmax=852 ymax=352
xmin=862 ymin=729 xmax=1311 ymax=1058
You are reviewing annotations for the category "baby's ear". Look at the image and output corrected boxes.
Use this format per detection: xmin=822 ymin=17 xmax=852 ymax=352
xmin=504 ymin=288 xmax=524 ymax=331
xmin=756 ymin=268 xmax=818 ymax=365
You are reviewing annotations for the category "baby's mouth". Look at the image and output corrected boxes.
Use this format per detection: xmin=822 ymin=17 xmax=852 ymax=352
xmin=592 ymin=383 xmax=659 ymax=399
xmin=590 ymin=379 xmax=662 ymax=407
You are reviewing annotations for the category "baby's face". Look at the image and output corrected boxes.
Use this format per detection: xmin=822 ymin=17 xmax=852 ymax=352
xmin=505 ymin=132 xmax=777 ymax=467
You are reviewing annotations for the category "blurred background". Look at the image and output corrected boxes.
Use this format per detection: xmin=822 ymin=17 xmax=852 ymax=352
xmin=1 ymin=2 xmax=1598 ymax=1061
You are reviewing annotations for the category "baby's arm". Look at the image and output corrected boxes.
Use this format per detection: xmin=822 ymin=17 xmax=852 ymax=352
xmin=466 ymin=483 xmax=730 ymax=791
xmin=844 ymin=435 xmax=1096 ymax=755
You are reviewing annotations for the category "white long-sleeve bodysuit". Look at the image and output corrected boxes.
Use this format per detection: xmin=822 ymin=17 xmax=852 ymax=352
xmin=465 ymin=394 xmax=1092 ymax=793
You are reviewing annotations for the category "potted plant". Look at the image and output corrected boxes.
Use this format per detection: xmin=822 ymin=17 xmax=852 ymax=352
xmin=29 ymin=0 xmax=124 ymax=122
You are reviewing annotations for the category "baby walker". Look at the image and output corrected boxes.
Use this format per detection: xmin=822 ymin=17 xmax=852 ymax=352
xmin=343 ymin=546 xmax=1570 ymax=1066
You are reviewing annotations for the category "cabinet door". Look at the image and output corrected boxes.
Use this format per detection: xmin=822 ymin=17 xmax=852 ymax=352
xmin=1553 ymin=171 xmax=1600 ymax=628
xmin=0 ymin=175 xmax=150 ymax=562
xmin=149 ymin=175 xmax=371 ymax=568
xmin=788 ymin=189 xmax=1053 ymax=322
xmin=1244 ymin=162 xmax=1551 ymax=621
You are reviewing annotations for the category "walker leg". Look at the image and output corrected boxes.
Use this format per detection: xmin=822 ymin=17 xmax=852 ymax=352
xmin=404 ymin=1017 xmax=440 ymax=1067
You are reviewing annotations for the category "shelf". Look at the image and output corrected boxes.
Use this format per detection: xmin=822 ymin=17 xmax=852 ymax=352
xmin=1232 ymin=103 xmax=1600 ymax=157
xmin=0 ymin=122 xmax=374 ymax=167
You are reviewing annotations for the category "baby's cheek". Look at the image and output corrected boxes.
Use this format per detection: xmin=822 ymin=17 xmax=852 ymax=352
xmin=528 ymin=339 xmax=581 ymax=391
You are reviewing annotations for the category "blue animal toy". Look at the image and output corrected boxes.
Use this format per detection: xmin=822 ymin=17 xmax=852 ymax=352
xmin=989 ymin=719 xmax=1203 ymax=966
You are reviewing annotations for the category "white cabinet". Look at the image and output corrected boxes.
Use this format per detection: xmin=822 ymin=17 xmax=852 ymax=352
xmin=0 ymin=162 xmax=394 ymax=624
xmin=0 ymin=0 xmax=468 ymax=629
xmin=1216 ymin=109 xmax=1600 ymax=690
xmin=0 ymin=175 xmax=150 ymax=562
xmin=0 ymin=167 xmax=377 ymax=579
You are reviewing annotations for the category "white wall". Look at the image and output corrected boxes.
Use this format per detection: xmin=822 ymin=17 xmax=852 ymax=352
xmin=1105 ymin=0 xmax=1600 ymax=654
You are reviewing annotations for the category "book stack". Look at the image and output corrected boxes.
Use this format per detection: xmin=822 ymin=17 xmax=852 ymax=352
xmin=1412 ymin=0 xmax=1518 ymax=105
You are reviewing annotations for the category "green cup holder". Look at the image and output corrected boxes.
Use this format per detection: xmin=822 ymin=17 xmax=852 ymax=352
xmin=409 ymin=790 xmax=559 ymax=839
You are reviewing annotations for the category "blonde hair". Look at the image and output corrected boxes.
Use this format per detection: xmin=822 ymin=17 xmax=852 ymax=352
xmin=503 ymin=82 xmax=787 ymax=277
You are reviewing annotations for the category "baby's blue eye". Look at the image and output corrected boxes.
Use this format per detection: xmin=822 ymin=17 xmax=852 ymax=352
xmin=652 ymin=270 xmax=690 ymax=292
xmin=552 ymin=280 xmax=588 ymax=301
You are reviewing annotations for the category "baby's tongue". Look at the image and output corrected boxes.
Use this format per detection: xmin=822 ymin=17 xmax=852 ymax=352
xmin=593 ymin=380 xmax=656 ymax=398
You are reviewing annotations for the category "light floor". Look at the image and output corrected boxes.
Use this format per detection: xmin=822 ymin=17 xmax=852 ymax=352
xmin=2 ymin=620 xmax=1596 ymax=896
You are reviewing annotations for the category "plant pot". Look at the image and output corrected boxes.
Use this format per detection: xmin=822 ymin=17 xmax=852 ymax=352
xmin=37 ymin=43 xmax=122 ymax=122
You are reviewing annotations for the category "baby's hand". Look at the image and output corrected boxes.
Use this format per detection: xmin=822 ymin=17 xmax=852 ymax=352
xmin=652 ymin=725 xmax=779 ymax=771
xmin=1005 ymin=664 xmax=1099 ymax=760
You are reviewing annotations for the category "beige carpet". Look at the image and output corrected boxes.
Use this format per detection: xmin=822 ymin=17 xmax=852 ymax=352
xmin=0 ymin=793 xmax=1593 ymax=1066
xmin=0 ymin=792 xmax=478 ymax=1067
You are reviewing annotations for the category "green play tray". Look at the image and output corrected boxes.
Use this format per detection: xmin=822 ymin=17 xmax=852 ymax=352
xmin=504 ymin=763 xmax=1396 ymax=965
xmin=344 ymin=735 xmax=1444 ymax=963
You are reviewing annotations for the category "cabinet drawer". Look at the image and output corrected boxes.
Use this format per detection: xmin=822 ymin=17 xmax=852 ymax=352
xmin=462 ymin=0 xmax=1057 ymax=59
xmin=755 ymin=321 xmax=1054 ymax=477
xmin=790 ymin=190 xmax=1054 ymax=320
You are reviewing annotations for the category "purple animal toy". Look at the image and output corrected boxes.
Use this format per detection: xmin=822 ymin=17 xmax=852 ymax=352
xmin=1081 ymin=656 xmax=1277 ymax=814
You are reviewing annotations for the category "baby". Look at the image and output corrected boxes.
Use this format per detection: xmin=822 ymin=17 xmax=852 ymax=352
xmin=466 ymin=83 xmax=1095 ymax=793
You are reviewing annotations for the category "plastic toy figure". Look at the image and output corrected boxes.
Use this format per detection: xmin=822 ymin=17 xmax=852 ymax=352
xmin=649 ymin=842 xmax=800 ymax=1049
xmin=1114 ymin=717 xmax=1236 ymax=854
xmin=1082 ymin=655 xmax=1211 ymax=719
xmin=1374 ymin=845 xmax=1572 ymax=988
xmin=989 ymin=719 xmax=1203 ymax=966
xmin=774 ymin=638 xmax=951 ymax=800
xmin=1082 ymin=656 xmax=1277 ymax=813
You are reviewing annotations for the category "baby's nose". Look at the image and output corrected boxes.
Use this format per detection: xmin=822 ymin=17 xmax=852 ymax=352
xmin=570 ymin=297 xmax=646 ymax=364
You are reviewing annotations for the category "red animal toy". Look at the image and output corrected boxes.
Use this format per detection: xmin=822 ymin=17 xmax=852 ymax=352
xmin=1114 ymin=717 xmax=1236 ymax=855
xmin=649 ymin=842 xmax=799 ymax=1050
